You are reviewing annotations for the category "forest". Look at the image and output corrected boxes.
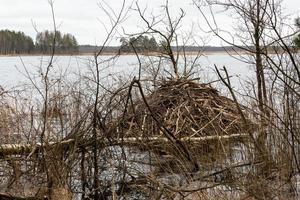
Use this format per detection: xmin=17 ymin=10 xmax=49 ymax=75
xmin=35 ymin=31 xmax=78 ymax=53
xmin=0 ymin=30 xmax=78 ymax=54
xmin=0 ymin=30 xmax=34 ymax=54
xmin=120 ymin=36 xmax=159 ymax=52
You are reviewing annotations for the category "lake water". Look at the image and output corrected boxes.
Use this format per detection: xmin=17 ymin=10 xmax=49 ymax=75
xmin=0 ymin=54 xmax=255 ymax=93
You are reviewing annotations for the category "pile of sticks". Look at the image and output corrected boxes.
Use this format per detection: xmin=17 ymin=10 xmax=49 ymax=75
xmin=120 ymin=79 xmax=250 ymax=139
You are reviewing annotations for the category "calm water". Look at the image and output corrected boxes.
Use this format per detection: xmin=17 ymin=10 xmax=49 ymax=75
xmin=0 ymin=54 xmax=255 ymax=91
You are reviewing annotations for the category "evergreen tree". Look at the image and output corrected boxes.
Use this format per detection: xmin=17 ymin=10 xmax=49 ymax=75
xmin=120 ymin=35 xmax=159 ymax=52
xmin=35 ymin=30 xmax=78 ymax=53
xmin=0 ymin=30 xmax=34 ymax=54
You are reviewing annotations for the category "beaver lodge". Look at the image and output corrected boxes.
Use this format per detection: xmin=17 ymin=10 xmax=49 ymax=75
xmin=110 ymin=78 xmax=252 ymax=171
xmin=117 ymin=79 xmax=250 ymax=140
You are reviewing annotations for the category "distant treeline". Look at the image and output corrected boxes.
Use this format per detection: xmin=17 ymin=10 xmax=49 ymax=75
xmin=36 ymin=30 xmax=78 ymax=53
xmin=119 ymin=35 xmax=270 ymax=54
xmin=78 ymin=44 xmax=298 ymax=54
xmin=0 ymin=29 xmax=78 ymax=54
xmin=78 ymin=44 xmax=239 ymax=54
xmin=119 ymin=36 xmax=248 ymax=53
xmin=120 ymin=36 xmax=160 ymax=52
xmin=0 ymin=30 xmax=34 ymax=54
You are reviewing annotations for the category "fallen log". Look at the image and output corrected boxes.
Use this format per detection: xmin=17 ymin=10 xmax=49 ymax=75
xmin=121 ymin=133 xmax=248 ymax=143
xmin=0 ymin=139 xmax=75 ymax=156
xmin=0 ymin=192 xmax=39 ymax=200
xmin=0 ymin=134 xmax=248 ymax=156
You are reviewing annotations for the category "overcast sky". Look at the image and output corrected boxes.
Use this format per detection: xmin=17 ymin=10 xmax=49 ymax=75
xmin=0 ymin=0 xmax=299 ymax=46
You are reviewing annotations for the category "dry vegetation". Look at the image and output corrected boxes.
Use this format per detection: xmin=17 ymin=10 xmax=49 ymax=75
xmin=0 ymin=0 xmax=300 ymax=199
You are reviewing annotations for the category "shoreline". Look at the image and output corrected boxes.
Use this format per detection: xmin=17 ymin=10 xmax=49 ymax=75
xmin=0 ymin=50 xmax=247 ymax=57
xmin=0 ymin=49 xmax=296 ymax=57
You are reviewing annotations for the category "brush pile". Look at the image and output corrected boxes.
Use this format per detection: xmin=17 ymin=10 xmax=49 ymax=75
xmin=119 ymin=79 xmax=250 ymax=139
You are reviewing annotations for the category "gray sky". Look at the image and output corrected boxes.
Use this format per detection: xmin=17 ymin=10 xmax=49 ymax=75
xmin=0 ymin=0 xmax=298 ymax=46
